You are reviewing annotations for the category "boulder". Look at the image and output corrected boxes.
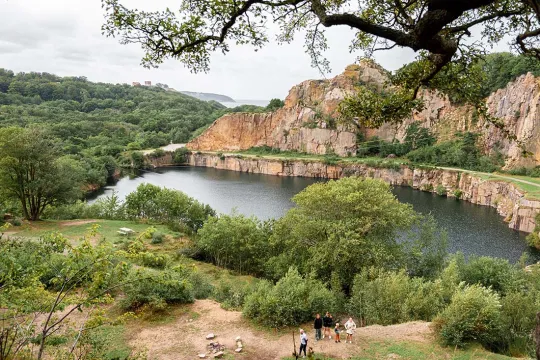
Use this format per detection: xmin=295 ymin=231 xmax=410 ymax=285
xmin=206 ymin=333 xmax=215 ymax=340
xmin=213 ymin=351 xmax=224 ymax=358
xmin=198 ymin=354 xmax=206 ymax=359
xmin=235 ymin=348 xmax=242 ymax=353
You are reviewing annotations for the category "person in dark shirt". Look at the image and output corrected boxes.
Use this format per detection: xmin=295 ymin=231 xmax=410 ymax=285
xmin=313 ymin=314 xmax=323 ymax=341
xmin=322 ymin=312 xmax=333 ymax=339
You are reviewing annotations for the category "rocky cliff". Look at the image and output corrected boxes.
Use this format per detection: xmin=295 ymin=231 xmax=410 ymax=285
xmin=189 ymin=61 xmax=540 ymax=167
xmin=370 ymin=74 xmax=540 ymax=168
xmin=187 ymin=62 xmax=388 ymax=157
xmin=181 ymin=152 xmax=539 ymax=233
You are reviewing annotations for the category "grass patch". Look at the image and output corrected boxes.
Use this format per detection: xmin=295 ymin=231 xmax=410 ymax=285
xmin=281 ymin=340 xmax=513 ymax=360
xmin=8 ymin=220 xmax=178 ymax=242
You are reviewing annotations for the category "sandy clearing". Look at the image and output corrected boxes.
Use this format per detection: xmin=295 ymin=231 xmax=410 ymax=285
xmin=127 ymin=300 xmax=431 ymax=360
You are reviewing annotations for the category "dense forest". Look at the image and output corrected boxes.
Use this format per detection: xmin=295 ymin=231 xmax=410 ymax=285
xmin=0 ymin=69 xmax=273 ymax=192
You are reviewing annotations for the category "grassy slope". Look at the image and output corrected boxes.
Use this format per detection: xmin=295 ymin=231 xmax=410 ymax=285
xmin=5 ymin=219 xmax=517 ymax=360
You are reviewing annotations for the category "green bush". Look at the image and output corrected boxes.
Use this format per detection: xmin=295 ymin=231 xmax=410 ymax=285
xmin=137 ymin=252 xmax=169 ymax=269
xmin=433 ymin=284 xmax=503 ymax=348
xmin=172 ymin=147 xmax=189 ymax=164
xmin=499 ymin=291 xmax=538 ymax=356
xmin=151 ymin=232 xmax=165 ymax=244
xmin=453 ymin=189 xmax=463 ymax=199
xmin=348 ymin=269 xmax=445 ymax=326
xmin=460 ymin=256 xmax=523 ymax=295
xmin=243 ymin=268 xmax=337 ymax=327
xmin=196 ymin=213 xmax=272 ymax=275
xmin=213 ymin=279 xmax=256 ymax=310
xmin=149 ymin=148 xmax=166 ymax=158
xmin=121 ymin=267 xmax=195 ymax=310
xmin=188 ymin=270 xmax=214 ymax=299
xmin=125 ymin=183 xmax=215 ymax=230
xmin=435 ymin=184 xmax=447 ymax=196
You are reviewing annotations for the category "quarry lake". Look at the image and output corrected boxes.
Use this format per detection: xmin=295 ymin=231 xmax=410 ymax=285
xmin=90 ymin=166 xmax=540 ymax=263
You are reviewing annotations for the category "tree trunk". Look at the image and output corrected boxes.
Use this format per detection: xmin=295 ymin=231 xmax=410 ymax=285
xmin=534 ymin=312 xmax=540 ymax=360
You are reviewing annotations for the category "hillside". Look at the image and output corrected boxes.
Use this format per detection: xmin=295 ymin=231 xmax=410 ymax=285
xmin=0 ymin=69 xmax=229 ymax=187
xmin=180 ymin=91 xmax=235 ymax=102
xmin=187 ymin=53 xmax=540 ymax=169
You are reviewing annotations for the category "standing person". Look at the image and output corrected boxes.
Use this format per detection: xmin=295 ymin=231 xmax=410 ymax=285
xmin=334 ymin=323 xmax=341 ymax=343
xmin=323 ymin=312 xmax=332 ymax=339
xmin=313 ymin=314 xmax=323 ymax=341
xmin=345 ymin=317 xmax=357 ymax=344
xmin=299 ymin=329 xmax=308 ymax=358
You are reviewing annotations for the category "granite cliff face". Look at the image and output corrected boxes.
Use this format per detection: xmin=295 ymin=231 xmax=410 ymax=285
xmin=187 ymin=61 xmax=388 ymax=157
xmin=188 ymin=61 xmax=540 ymax=167
xmin=373 ymin=74 xmax=540 ymax=168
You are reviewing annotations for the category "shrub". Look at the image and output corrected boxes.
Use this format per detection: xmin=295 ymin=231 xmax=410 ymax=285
xmin=196 ymin=213 xmax=272 ymax=275
xmin=435 ymin=184 xmax=447 ymax=196
xmin=151 ymin=232 xmax=164 ymax=244
xmin=499 ymin=291 xmax=538 ymax=356
xmin=243 ymin=268 xmax=337 ymax=327
xmin=433 ymin=284 xmax=503 ymax=348
xmin=213 ymin=279 xmax=256 ymax=310
xmin=348 ymin=269 xmax=445 ymax=326
xmin=149 ymin=149 xmax=166 ymax=158
xmin=173 ymin=147 xmax=189 ymax=164
xmin=125 ymin=183 xmax=215 ymax=230
xmin=453 ymin=189 xmax=463 ymax=198
xmin=121 ymin=267 xmax=195 ymax=310
xmin=460 ymin=256 xmax=523 ymax=295
xmin=137 ymin=252 xmax=169 ymax=269
xmin=188 ymin=270 xmax=214 ymax=299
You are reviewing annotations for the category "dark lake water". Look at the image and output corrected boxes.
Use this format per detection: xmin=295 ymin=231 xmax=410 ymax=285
xmin=90 ymin=166 xmax=539 ymax=263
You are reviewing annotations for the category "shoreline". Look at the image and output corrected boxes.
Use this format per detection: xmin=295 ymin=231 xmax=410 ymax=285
xmin=143 ymin=150 xmax=540 ymax=234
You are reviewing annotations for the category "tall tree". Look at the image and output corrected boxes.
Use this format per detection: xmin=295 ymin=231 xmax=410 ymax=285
xmin=0 ymin=127 xmax=84 ymax=220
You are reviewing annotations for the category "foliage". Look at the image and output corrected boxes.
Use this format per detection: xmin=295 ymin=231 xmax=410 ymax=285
xmin=266 ymin=98 xmax=285 ymax=111
xmin=172 ymin=147 xmax=189 ymax=164
xmin=101 ymin=0 xmax=540 ymax=121
xmin=266 ymin=177 xmax=423 ymax=291
xmin=407 ymin=132 xmax=505 ymax=172
xmin=0 ymin=228 xmax=130 ymax=359
xmin=0 ymin=127 xmax=84 ymax=220
xmin=458 ymin=256 xmax=524 ymax=295
xmin=196 ymin=213 xmax=272 ymax=275
xmin=151 ymin=231 xmax=165 ymax=244
xmin=212 ymin=279 xmax=257 ymax=310
xmin=348 ymin=268 xmax=445 ymax=325
xmin=0 ymin=67 xmax=258 ymax=193
xmin=124 ymin=183 xmax=215 ymax=231
xmin=121 ymin=266 xmax=196 ymax=311
xmin=243 ymin=268 xmax=337 ymax=328
xmin=433 ymin=284 xmax=503 ymax=348
xmin=481 ymin=53 xmax=540 ymax=97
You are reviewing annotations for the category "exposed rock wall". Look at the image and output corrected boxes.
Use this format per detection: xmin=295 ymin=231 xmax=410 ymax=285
xmin=187 ymin=62 xmax=388 ymax=157
xmin=373 ymin=74 xmax=540 ymax=168
xmin=183 ymin=152 xmax=540 ymax=233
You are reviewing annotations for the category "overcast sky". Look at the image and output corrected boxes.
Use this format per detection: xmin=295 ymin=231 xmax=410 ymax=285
xmin=0 ymin=0 xmax=513 ymax=100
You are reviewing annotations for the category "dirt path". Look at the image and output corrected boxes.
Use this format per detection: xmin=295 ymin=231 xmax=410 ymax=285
xmin=127 ymin=300 xmax=431 ymax=360
xmin=60 ymin=219 xmax=98 ymax=226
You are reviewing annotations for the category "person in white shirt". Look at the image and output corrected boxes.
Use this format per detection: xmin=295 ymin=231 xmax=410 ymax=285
xmin=299 ymin=329 xmax=308 ymax=357
xmin=345 ymin=317 xmax=357 ymax=343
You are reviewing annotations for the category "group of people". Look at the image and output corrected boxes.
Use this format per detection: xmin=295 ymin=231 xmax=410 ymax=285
xmin=297 ymin=313 xmax=357 ymax=358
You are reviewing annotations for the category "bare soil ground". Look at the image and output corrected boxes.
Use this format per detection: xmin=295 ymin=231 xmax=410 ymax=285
xmin=126 ymin=300 xmax=432 ymax=360
xmin=60 ymin=219 xmax=98 ymax=226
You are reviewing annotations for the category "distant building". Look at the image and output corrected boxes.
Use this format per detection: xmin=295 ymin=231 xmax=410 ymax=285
xmin=132 ymin=82 xmax=141 ymax=87
xmin=144 ymin=81 xmax=152 ymax=86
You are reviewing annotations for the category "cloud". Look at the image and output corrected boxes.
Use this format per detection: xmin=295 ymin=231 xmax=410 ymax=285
xmin=0 ymin=0 xmax=513 ymax=99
